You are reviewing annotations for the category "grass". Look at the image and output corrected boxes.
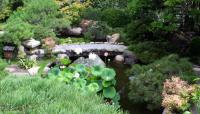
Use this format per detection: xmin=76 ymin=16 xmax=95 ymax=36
xmin=57 ymin=37 xmax=90 ymax=44
xmin=0 ymin=76 xmax=125 ymax=114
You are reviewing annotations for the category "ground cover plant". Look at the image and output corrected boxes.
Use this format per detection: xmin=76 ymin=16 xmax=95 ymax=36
xmin=46 ymin=62 xmax=120 ymax=105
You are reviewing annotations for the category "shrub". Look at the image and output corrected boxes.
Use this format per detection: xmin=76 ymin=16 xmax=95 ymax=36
xmin=128 ymin=41 xmax=170 ymax=64
xmin=91 ymin=0 xmax=128 ymax=9
xmin=81 ymin=8 xmax=102 ymax=21
xmin=0 ymin=76 xmax=125 ymax=114
xmin=0 ymin=19 xmax=34 ymax=45
xmin=162 ymin=77 xmax=196 ymax=112
xmin=4 ymin=0 xmax=70 ymax=42
xmin=102 ymin=8 xmax=130 ymax=28
xmin=9 ymin=0 xmax=70 ymax=29
xmin=57 ymin=0 xmax=91 ymax=24
xmin=33 ymin=26 xmax=56 ymax=40
xmin=128 ymin=54 xmax=197 ymax=110
xmin=84 ymin=21 xmax=111 ymax=41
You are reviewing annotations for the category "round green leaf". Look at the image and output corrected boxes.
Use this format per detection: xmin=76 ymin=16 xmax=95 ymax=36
xmin=87 ymin=83 xmax=99 ymax=92
xmin=103 ymin=87 xmax=116 ymax=99
xmin=101 ymin=68 xmax=116 ymax=81
xmin=102 ymin=81 xmax=112 ymax=87
xmin=75 ymin=64 xmax=86 ymax=73
xmin=75 ymin=78 xmax=87 ymax=87
xmin=91 ymin=65 xmax=104 ymax=76
xmin=183 ymin=111 xmax=192 ymax=114
xmin=60 ymin=58 xmax=71 ymax=65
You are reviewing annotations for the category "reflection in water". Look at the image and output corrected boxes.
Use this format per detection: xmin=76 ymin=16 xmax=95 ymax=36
xmin=107 ymin=61 xmax=162 ymax=114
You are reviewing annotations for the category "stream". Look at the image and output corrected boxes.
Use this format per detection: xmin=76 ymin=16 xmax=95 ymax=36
xmin=107 ymin=61 xmax=162 ymax=114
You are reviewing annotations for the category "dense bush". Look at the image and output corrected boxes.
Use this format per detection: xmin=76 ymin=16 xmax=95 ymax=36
xmin=56 ymin=0 xmax=91 ymax=24
xmin=84 ymin=21 xmax=111 ymax=41
xmin=0 ymin=76 xmax=125 ymax=114
xmin=102 ymin=9 xmax=130 ymax=28
xmin=8 ymin=0 xmax=70 ymax=29
xmin=81 ymin=8 xmax=102 ymax=21
xmin=33 ymin=26 xmax=56 ymax=40
xmin=3 ymin=0 xmax=70 ymax=42
xmin=128 ymin=54 xmax=197 ymax=110
xmin=91 ymin=0 xmax=128 ymax=9
xmin=0 ymin=19 xmax=34 ymax=45
xmin=128 ymin=41 xmax=170 ymax=64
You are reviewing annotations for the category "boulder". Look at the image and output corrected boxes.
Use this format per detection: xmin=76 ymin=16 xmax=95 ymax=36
xmin=28 ymin=66 xmax=40 ymax=76
xmin=28 ymin=49 xmax=45 ymax=55
xmin=17 ymin=45 xmax=26 ymax=58
xmin=106 ymin=33 xmax=120 ymax=43
xmin=73 ymin=54 xmax=105 ymax=67
xmin=123 ymin=50 xmax=137 ymax=65
xmin=57 ymin=54 xmax=69 ymax=59
xmin=4 ymin=65 xmax=30 ymax=76
xmin=23 ymin=38 xmax=41 ymax=49
xmin=28 ymin=55 xmax=38 ymax=61
xmin=80 ymin=19 xmax=97 ymax=33
xmin=42 ymin=37 xmax=56 ymax=49
xmin=114 ymin=55 xmax=124 ymax=63
xmin=0 ymin=31 xmax=5 ymax=37
xmin=67 ymin=27 xmax=83 ymax=36
xmin=193 ymin=65 xmax=200 ymax=76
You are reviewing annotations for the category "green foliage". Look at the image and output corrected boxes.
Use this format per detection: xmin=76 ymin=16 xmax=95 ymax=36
xmin=56 ymin=0 xmax=91 ymax=24
xmin=0 ymin=43 xmax=3 ymax=58
xmin=0 ymin=59 xmax=8 ymax=80
xmin=102 ymin=9 xmax=130 ymax=28
xmin=0 ymin=19 xmax=34 ymax=45
xmin=60 ymin=58 xmax=71 ymax=66
xmin=0 ymin=0 xmax=13 ymax=21
xmin=58 ymin=37 xmax=89 ymax=44
xmin=128 ymin=41 xmax=170 ymax=64
xmin=0 ymin=59 xmax=7 ymax=71
xmin=91 ymin=0 xmax=128 ymax=9
xmin=84 ymin=21 xmax=111 ymax=41
xmin=18 ymin=58 xmax=36 ymax=69
xmin=33 ymin=26 xmax=56 ymax=40
xmin=8 ymin=0 xmax=70 ymax=29
xmin=46 ymin=63 xmax=119 ymax=104
xmin=128 ymin=54 xmax=197 ymax=110
xmin=0 ymin=76 xmax=125 ymax=114
xmin=81 ymin=8 xmax=102 ymax=21
xmin=183 ymin=111 xmax=192 ymax=114
xmin=164 ymin=0 xmax=185 ymax=7
xmin=4 ymin=0 xmax=70 ymax=42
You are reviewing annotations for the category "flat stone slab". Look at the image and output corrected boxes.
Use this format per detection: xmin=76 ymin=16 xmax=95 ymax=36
xmin=5 ymin=65 xmax=30 ymax=76
xmin=52 ymin=43 xmax=128 ymax=53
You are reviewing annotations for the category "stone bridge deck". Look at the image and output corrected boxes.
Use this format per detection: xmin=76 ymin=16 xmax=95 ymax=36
xmin=53 ymin=43 xmax=128 ymax=54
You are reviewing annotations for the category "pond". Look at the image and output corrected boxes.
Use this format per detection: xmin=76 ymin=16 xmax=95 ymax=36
xmin=107 ymin=61 xmax=162 ymax=114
